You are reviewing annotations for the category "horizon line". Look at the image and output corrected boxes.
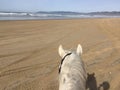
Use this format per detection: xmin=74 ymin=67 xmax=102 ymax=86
xmin=0 ymin=10 xmax=120 ymax=13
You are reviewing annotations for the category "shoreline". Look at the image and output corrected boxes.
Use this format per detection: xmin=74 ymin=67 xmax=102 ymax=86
xmin=0 ymin=16 xmax=120 ymax=21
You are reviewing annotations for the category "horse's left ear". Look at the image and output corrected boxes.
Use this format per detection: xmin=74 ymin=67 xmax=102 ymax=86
xmin=58 ymin=45 xmax=66 ymax=58
xmin=76 ymin=44 xmax=82 ymax=55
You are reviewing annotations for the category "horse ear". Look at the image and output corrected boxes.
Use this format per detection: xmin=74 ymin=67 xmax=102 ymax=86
xmin=76 ymin=44 xmax=82 ymax=55
xmin=58 ymin=45 xmax=66 ymax=58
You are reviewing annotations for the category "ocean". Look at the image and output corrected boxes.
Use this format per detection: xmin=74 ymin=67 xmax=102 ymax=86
xmin=0 ymin=12 xmax=120 ymax=20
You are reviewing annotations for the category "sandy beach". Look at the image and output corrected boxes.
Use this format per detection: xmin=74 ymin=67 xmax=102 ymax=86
xmin=0 ymin=18 xmax=120 ymax=90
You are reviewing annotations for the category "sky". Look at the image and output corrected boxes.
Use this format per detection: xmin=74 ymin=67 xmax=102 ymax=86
xmin=0 ymin=0 xmax=120 ymax=12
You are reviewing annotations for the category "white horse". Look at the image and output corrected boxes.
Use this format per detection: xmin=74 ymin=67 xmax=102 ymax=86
xmin=58 ymin=44 xmax=87 ymax=90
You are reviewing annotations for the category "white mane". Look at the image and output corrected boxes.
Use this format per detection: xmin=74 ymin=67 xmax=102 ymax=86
xmin=58 ymin=44 xmax=87 ymax=90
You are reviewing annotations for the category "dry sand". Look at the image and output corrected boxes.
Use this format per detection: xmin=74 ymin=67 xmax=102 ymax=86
xmin=0 ymin=18 xmax=120 ymax=90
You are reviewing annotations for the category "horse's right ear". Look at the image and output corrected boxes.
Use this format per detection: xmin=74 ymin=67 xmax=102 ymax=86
xmin=76 ymin=44 xmax=82 ymax=55
xmin=58 ymin=45 xmax=66 ymax=58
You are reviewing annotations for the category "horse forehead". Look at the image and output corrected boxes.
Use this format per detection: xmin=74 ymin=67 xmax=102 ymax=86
xmin=64 ymin=53 xmax=79 ymax=63
xmin=69 ymin=52 xmax=79 ymax=58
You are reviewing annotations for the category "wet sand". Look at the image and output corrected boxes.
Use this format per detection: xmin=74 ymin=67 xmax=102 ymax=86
xmin=0 ymin=18 xmax=120 ymax=90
